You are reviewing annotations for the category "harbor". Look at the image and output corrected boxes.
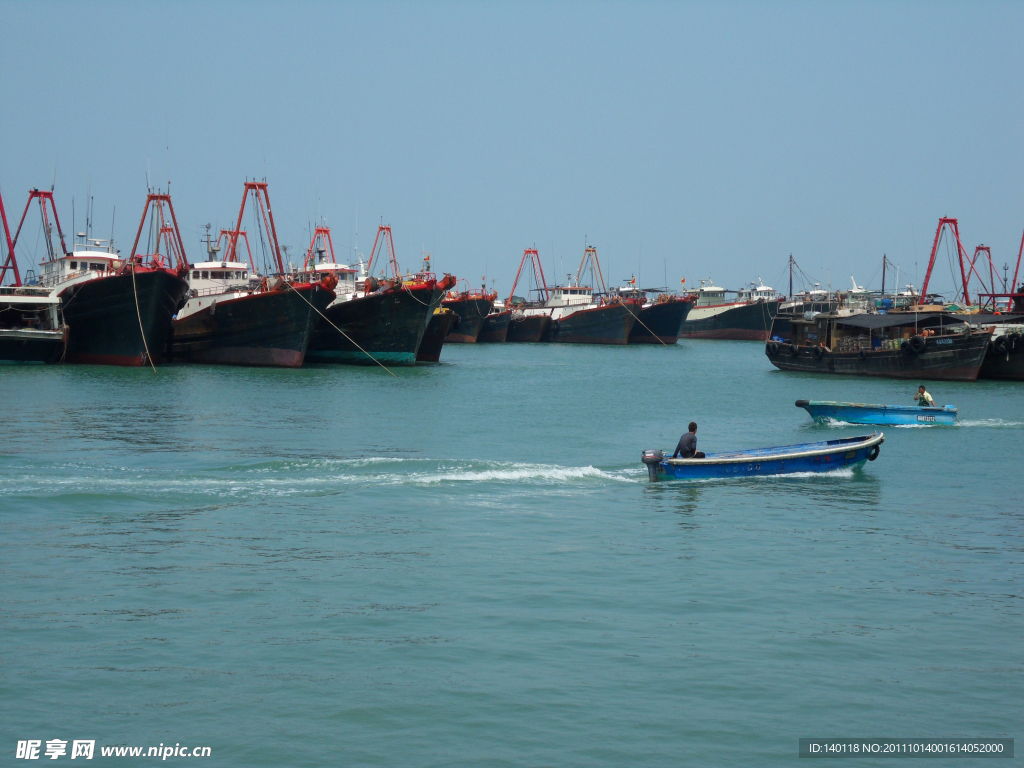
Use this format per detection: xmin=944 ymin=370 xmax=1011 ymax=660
xmin=4 ymin=1 xmax=1022 ymax=765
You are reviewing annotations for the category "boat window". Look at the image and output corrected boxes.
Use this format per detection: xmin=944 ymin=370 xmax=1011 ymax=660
xmin=192 ymin=271 xmax=200 ymax=279
xmin=202 ymin=271 xmax=209 ymax=279
xmin=70 ymin=261 xmax=77 ymax=269
xmin=211 ymin=271 xmax=224 ymax=279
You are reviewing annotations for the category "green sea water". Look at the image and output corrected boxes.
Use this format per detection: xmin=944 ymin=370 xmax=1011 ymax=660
xmin=1 ymin=342 xmax=1020 ymax=766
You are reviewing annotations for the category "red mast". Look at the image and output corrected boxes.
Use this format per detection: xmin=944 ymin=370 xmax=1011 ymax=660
xmin=126 ymin=193 xmax=189 ymax=273
xmin=0 ymin=188 xmax=19 ymax=286
xmin=304 ymin=226 xmax=337 ymax=269
xmin=226 ymin=182 xmax=284 ymax=274
xmin=507 ymin=247 xmax=549 ymax=304
xmin=365 ymin=224 xmax=400 ymax=280
xmin=9 ymin=189 xmax=69 ymax=274
xmin=576 ymin=245 xmax=607 ymax=294
xmin=921 ymin=218 xmax=971 ymax=305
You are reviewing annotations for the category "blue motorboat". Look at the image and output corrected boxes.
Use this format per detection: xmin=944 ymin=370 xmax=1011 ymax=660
xmin=640 ymin=433 xmax=884 ymax=481
xmin=795 ymin=399 xmax=957 ymax=426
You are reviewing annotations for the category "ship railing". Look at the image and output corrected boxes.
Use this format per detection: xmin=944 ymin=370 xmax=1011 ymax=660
xmin=189 ymin=284 xmax=252 ymax=298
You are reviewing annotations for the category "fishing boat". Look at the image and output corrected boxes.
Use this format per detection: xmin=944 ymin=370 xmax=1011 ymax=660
xmin=680 ymin=278 xmax=781 ymax=340
xmin=442 ymin=281 xmax=495 ymax=343
xmin=795 ymin=400 xmax=957 ymax=425
xmin=305 ymin=225 xmax=454 ymax=366
xmin=169 ymin=186 xmax=336 ymax=367
xmin=640 ymin=433 xmax=884 ymax=481
xmin=609 ymin=278 xmax=693 ymax=344
xmin=14 ymin=189 xmax=188 ymax=366
xmin=417 ymin=307 xmax=459 ymax=362
xmin=0 ymin=189 xmax=67 ymax=363
xmin=477 ymin=301 xmax=511 ymax=343
xmin=519 ymin=246 xmax=637 ymax=344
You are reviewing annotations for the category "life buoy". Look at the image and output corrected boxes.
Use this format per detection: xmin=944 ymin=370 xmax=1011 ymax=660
xmin=909 ymin=335 xmax=926 ymax=354
xmin=790 ymin=343 xmax=799 ymax=355
xmin=867 ymin=445 xmax=880 ymax=461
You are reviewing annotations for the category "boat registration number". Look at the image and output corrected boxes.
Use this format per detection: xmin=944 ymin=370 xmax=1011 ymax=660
xmin=935 ymin=338 xmax=953 ymax=345
xmin=918 ymin=415 xmax=936 ymax=423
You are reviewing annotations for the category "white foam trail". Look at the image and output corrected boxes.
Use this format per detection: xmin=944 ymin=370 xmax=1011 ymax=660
xmin=406 ymin=464 xmax=637 ymax=485
xmin=956 ymin=419 xmax=1024 ymax=428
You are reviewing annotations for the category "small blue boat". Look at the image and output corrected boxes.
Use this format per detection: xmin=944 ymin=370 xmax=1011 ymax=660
xmin=640 ymin=433 xmax=883 ymax=481
xmin=795 ymin=399 xmax=957 ymax=426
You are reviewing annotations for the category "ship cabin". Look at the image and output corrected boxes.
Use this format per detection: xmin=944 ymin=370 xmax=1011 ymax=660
xmin=736 ymin=280 xmax=777 ymax=303
xmin=310 ymin=262 xmax=361 ymax=296
xmin=694 ymin=280 xmax=728 ymax=307
xmin=187 ymin=261 xmax=253 ymax=298
xmin=544 ymin=285 xmax=594 ymax=308
xmin=0 ymin=286 xmax=62 ymax=331
xmin=38 ymin=236 xmax=121 ymax=289
xmin=780 ymin=312 xmax=970 ymax=353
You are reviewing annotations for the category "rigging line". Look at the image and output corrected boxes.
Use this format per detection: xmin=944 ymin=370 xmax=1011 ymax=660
xmin=627 ymin=303 xmax=669 ymax=346
xmin=283 ymin=281 xmax=396 ymax=377
xmin=130 ymin=260 xmax=157 ymax=372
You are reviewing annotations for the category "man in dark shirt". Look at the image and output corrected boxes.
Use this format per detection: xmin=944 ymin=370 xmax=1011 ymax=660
xmin=672 ymin=422 xmax=705 ymax=459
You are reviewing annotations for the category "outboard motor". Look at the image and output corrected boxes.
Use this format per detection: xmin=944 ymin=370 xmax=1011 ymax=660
xmin=641 ymin=449 xmax=665 ymax=482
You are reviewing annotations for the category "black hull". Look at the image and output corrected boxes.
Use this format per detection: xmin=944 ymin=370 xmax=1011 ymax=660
xmin=169 ymin=285 xmax=334 ymax=367
xmin=59 ymin=270 xmax=188 ymax=366
xmin=506 ymin=313 xmax=551 ymax=343
xmin=478 ymin=310 xmax=511 ymax=343
xmin=979 ymin=345 xmax=1024 ymax=380
xmin=765 ymin=331 xmax=991 ymax=381
xmin=546 ymin=303 xmax=636 ymax=345
xmin=682 ymin=300 xmax=780 ymax=340
xmin=630 ymin=299 xmax=692 ymax=343
xmin=442 ymin=297 xmax=493 ymax=343
xmin=0 ymin=329 xmax=66 ymax=364
xmin=306 ymin=286 xmax=438 ymax=366
xmin=417 ymin=311 xmax=459 ymax=362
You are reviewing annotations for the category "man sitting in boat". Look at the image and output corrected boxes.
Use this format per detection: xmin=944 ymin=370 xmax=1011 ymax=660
xmin=672 ymin=422 xmax=706 ymax=459
xmin=914 ymin=385 xmax=935 ymax=407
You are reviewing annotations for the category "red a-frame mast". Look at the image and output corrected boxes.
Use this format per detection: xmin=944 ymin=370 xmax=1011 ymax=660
xmin=304 ymin=226 xmax=337 ymax=269
xmin=126 ymin=193 xmax=189 ymax=273
xmin=507 ymin=247 xmax=549 ymax=303
xmin=225 ymin=182 xmax=284 ymax=274
xmin=0 ymin=188 xmax=19 ymax=286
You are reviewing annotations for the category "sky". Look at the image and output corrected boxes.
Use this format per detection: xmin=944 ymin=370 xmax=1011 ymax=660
xmin=2 ymin=0 xmax=1022 ymax=298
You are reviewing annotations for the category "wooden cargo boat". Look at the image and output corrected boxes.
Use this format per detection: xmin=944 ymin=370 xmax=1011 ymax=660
xmin=766 ymin=311 xmax=991 ymax=381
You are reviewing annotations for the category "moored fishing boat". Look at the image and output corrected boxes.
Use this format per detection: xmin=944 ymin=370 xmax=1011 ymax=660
xmin=640 ymin=433 xmax=884 ymax=481
xmin=524 ymin=246 xmax=637 ymax=345
xmin=795 ymin=399 xmax=957 ymax=425
xmin=610 ymin=279 xmax=693 ymax=343
xmin=766 ymin=311 xmax=991 ymax=381
xmin=477 ymin=301 xmax=511 ymax=343
xmin=14 ymin=189 xmax=188 ymax=367
xmin=681 ymin=279 xmax=780 ymax=340
xmin=506 ymin=308 xmax=551 ymax=342
xmin=305 ymin=225 xmax=453 ymax=366
xmin=416 ymin=307 xmax=459 ymax=362
xmin=169 ymin=186 xmax=336 ymax=367
xmin=0 ymin=189 xmax=67 ymax=363
xmin=442 ymin=281 xmax=495 ymax=343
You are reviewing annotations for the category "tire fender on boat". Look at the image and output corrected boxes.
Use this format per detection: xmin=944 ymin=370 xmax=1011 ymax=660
xmin=813 ymin=346 xmax=824 ymax=359
xmin=789 ymin=343 xmax=799 ymax=355
xmin=909 ymin=335 xmax=926 ymax=354
xmin=900 ymin=339 xmax=912 ymax=355
xmin=993 ymin=335 xmax=1008 ymax=354
xmin=859 ymin=349 xmax=867 ymax=359
xmin=867 ymin=445 xmax=880 ymax=461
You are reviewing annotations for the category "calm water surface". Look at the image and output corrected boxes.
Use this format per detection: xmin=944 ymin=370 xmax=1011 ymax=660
xmin=2 ymin=342 xmax=1021 ymax=766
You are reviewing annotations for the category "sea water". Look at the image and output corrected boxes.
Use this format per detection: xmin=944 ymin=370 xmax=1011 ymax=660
xmin=1 ymin=342 xmax=1020 ymax=766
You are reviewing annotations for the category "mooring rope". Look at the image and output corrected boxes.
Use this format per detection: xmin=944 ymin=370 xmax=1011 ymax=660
xmin=284 ymin=281 xmax=397 ymax=377
xmin=131 ymin=261 xmax=157 ymax=372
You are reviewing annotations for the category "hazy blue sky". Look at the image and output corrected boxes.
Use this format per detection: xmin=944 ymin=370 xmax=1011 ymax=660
xmin=2 ymin=1 xmax=1022 ymax=297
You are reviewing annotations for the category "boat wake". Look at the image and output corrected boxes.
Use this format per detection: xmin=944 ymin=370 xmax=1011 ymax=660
xmin=0 ymin=457 xmax=641 ymax=503
xmin=955 ymin=419 xmax=1024 ymax=429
